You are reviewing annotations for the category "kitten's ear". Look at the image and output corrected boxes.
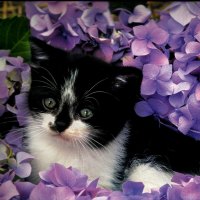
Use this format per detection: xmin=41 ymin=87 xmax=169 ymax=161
xmin=30 ymin=37 xmax=51 ymax=63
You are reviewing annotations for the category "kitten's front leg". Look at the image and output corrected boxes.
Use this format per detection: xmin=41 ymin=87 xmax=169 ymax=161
xmin=127 ymin=163 xmax=173 ymax=192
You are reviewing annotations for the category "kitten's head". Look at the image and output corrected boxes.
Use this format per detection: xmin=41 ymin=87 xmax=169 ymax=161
xmin=28 ymin=37 xmax=142 ymax=147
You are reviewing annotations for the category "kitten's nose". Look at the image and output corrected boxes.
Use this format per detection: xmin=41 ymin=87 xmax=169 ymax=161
xmin=49 ymin=121 xmax=67 ymax=133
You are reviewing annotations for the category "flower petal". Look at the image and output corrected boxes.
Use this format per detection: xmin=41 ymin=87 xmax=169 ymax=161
xmin=133 ymin=25 xmax=147 ymax=39
xmin=169 ymin=92 xmax=186 ymax=108
xmin=169 ymin=3 xmax=196 ymax=26
xmin=128 ymin=5 xmax=151 ymax=23
xmin=134 ymin=101 xmax=154 ymax=117
xmin=150 ymin=28 xmax=169 ymax=45
xmin=158 ymin=64 xmax=172 ymax=81
xmin=141 ymin=79 xmax=156 ymax=95
xmin=143 ymin=64 xmax=160 ymax=79
xmin=157 ymin=80 xmax=174 ymax=96
xmin=131 ymin=39 xmax=150 ymax=56
xmin=0 ymin=181 xmax=19 ymax=200
xmin=185 ymin=41 xmax=200 ymax=54
xmin=15 ymin=163 xmax=32 ymax=178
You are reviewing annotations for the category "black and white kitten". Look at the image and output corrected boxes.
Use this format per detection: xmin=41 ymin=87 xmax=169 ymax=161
xmin=26 ymin=37 xmax=200 ymax=192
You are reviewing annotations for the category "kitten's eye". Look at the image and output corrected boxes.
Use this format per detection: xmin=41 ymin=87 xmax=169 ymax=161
xmin=42 ymin=98 xmax=57 ymax=110
xmin=79 ymin=108 xmax=93 ymax=119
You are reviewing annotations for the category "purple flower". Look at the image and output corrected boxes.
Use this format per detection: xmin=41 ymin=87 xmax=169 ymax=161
xmin=165 ymin=2 xmax=200 ymax=26
xmin=158 ymin=13 xmax=184 ymax=35
xmin=39 ymin=163 xmax=88 ymax=192
xmin=8 ymin=152 xmax=34 ymax=178
xmin=185 ymin=41 xmax=200 ymax=56
xmin=134 ymin=100 xmax=154 ymax=117
xmin=110 ymin=29 xmax=134 ymax=63
xmin=15 ymin=182 xmax=35 ymax=200
xmin=122 ymin=181 xmax=144 ymax=196
xmin=141 ymin=64 xmax=174 ymax=96
xmin=131 ymin=20 xmax=169 ymax=56
xmin=29 ymin=182 xmax=75 ymax=200
xmin=0 ymin=170 xmax=15 ymax=184
xmin=183 ymin=18 xmax=200 ymax=44
xmin=168 ymin=173 xmax=200 ymax=200
xmin=135 ymin=96 xmax=172 ymax=118
xmin=87 ymin=26 xmax=113 ymax=62
xmin=114 ymin=8 xmax=133 ymax=33
xmin=128 ymin=5 xmax=151 ymax=24
xmin=171 ymin=172 xmax=194 ymax=185
xmin=169 ymin=105 xmax=194 ymax=134
xmin=15 ymin=93 xmax=29 ymax=126
xmin=0 ymin=181 xmax=19 ymax=200
xmin=0 ymin=52 xmax=30 ymax=118
xmin=168 ymin=69 xmax=197 ymax=109
xmin=185 ymin=91 xmax=200 ymax=134
xmin=81 ymin=2 xmax=114 ymax=33
xmin=26 ymin=2 xmax=81 ymax=51
xmin=4 ymin=129 xmax=23 ymax=154
xmin=47 ymin=1 xmax=68 ymax=15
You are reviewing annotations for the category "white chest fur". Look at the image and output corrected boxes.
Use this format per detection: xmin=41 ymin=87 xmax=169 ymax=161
xmin=26 ymin=122 xmax=128 ymax=188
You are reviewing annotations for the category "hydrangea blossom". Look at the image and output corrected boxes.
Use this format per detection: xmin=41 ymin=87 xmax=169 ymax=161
xmin=0 ymin=50 xmax=30 ymax=121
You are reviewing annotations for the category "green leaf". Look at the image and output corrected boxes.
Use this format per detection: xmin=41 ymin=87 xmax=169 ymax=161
xmin=0 ymin=16 xmax=31 ymax=61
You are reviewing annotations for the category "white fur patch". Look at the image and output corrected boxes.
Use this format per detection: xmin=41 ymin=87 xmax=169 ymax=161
xmin=128 ymin=163 xmax=172 ymax=192
xmin=62 ymin=69 xmax=78 ymax=106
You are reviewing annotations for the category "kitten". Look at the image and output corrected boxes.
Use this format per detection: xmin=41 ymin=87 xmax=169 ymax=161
xmin=25 ymin=37 xmax=200 ymax=192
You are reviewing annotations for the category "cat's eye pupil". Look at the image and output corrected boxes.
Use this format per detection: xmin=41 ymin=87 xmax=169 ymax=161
xmin=43 ymin=98 xmax=56 ymax=110
xmin=80 ymin=108 xmax=93 ymax=119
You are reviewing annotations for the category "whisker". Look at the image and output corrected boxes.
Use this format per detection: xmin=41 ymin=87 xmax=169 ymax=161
xmin=32 ymin=80 xmax=58 ymax=92
xmin=37 ymin=66 xmax=58 ymax=87
xmin=85 ymin=91 xmax=120 ymax=102
xmin=84 ymin=96 xmax=100 ymax=107
xmin=41 ymin=75 xmax=57 ymax=89
xmin=34 ymin=85 xmax=57 ymax=92
xmin=83 ymin=78 xmax=109 ymax=97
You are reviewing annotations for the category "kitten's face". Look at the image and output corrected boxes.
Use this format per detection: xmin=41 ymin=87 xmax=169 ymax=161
xmin=28 ymin=38 xmax=141 ymax=148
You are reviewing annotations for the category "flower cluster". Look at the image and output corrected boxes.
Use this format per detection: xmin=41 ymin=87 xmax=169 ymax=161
xmin=0 ymin=50 xmax=30 ymax=126
xmin=25 ymin=1 xmax=200 ymax=138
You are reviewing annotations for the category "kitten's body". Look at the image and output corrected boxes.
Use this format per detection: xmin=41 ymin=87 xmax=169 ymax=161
xmin=26 ymin=38 xmax=200 ymax=192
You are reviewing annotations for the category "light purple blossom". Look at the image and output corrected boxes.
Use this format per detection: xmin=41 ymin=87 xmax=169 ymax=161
xmin=8 ymin=152 xmax=34 ymax=178
xmin=47 ymin=1 xmax=68 ymax=15
xmin=131 ymin=20 xmax=169 ymax=56
xmin=135 ymin=96 xmax=172 ymax=118
xmin=169 ymin=105 xmax=194 ymax=134
xmin=15 ymin=182 xmax=35 ymax=200
xmin=165 ymin=2 xmax=200 ymax=26
xmin=141 ymin=64 xmax=174 ymax=96
xmin=80 ymin=2 xmax=114 ymax=33
xmin=0 ymin=180 xmax=19 ymax=200
xmin=168 ymin=173 xmax=200 ymax=200
xmin=39 ymin=163 xmax=88 ymax=191
xmin=29 ymin=182 xmax=76 ymax=200
xmin=128 ymin=5 xmax=151 ymax=24
xmin=0 ymin=52 xmax=30 ymax=119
